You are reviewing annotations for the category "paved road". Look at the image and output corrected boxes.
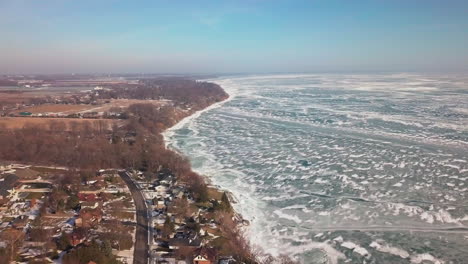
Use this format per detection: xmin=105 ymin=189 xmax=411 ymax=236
xmin=119 ymin=171 xmax=150 ymax=264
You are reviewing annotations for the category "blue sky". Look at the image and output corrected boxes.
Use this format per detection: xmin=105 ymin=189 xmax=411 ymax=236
xmin=1 ymin=0 xmax=467 ymax=74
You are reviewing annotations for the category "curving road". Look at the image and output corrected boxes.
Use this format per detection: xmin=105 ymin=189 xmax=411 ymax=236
xmin=119 ymin=171 xmax=150 ymax=264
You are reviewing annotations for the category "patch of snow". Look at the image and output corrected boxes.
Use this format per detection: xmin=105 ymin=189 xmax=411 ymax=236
xmin=341 ymin=241 xmax=370 ymax=256
xmin=410 ymin=253 xmax=444 ymax=264
xmin=370 ymin=241 xmax=410 ymax=258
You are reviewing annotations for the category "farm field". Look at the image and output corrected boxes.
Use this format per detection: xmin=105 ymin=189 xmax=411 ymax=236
xmin=16 ymin=104 xmax=95 ymax=114
xmin=0 ymin=117 xmax=123 ymax=130
xmin=0 ymin=91 xmax=45 ymax=104
xmin=0 ymin=89 xmax=83 ymax=106
xmin=90 ymin=99 xmax=170 ymax=112
xmin=15 ymin=99 xmax=169 ymax=115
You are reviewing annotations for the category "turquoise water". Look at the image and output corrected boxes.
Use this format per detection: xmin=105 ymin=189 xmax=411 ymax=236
xmin=165 ymin=74 xmax=468 ymax=264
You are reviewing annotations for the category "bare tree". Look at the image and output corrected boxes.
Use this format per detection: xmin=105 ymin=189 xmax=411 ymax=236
xmin=0 ymin=228 xmax=25 ymax=261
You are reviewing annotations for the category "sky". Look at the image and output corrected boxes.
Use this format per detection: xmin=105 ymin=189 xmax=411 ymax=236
xmin=1 ymin=0 xmax=468 ymax=74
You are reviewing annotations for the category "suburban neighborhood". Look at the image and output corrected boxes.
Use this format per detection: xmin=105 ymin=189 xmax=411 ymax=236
xmin=0 ymin=162 xmax=242 ymax=264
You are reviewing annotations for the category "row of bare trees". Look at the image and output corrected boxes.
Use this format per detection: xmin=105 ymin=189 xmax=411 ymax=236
xmin=0 ymin=124 xmax=190 ymax=174
xmin=96 ymin=79 xmax=228 ymax=109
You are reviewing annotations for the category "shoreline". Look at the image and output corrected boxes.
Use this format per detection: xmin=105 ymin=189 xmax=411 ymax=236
xmin=162 ymin=86 xmax=234 ymax=148
xmin=162 ymin=88 xmax=254 ymax=245
xmin=162 ymin=90 xmax=242 ymax=197
xmin=161 ymin=83 xmax=233 ymax=190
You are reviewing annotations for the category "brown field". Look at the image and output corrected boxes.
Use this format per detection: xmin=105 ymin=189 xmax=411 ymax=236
xmin=0 ymin=117 xmax=124 ymax=130
xmin=0 ymin=88 xmax=90 ymax=108
xmin=15 ymin=99 xmax=168 ymax=115
xmin=17 ymin=104 xmax=94 ymax=114
xmin=88 ymin=99 xmax=169 ymax=113
xmin=0 ymin=91 xmax=42 ymax=104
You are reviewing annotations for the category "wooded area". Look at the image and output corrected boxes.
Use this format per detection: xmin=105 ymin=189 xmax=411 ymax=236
xmin=0 ymin=79 xmax=297 ymax=263
xmin=96 ymin=79 xmax=228 ymax=109
xmin=0 ymin=80 xmax=226 ymax=188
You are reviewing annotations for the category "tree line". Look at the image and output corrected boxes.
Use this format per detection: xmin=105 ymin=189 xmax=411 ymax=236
xmin=95 ymin=79 xmax=228 ymax=110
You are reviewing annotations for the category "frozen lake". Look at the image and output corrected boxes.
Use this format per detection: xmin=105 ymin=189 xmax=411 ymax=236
xmin=165 ymin=74 xmax=468 ymax=264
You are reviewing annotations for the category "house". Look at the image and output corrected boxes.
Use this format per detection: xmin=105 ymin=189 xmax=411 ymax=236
xmin=60 ymin=222 xmax=74 ymax=233
xmin=172 ymin=188 xmax=185 ymax=200
xmin=154 ymin=215 xmax=166 ymax=226
xmin=19 ymin=249 xmax=49 ymax=262
xmin=168 ymin=231 xmax=201 ymax=250
xmin=104 ymin=185 xmax=126 ymax=193
xmin=0 ymin=173 xmax=18 ymax=199
xmin=0 ymin=164 xmax=15 ymax=174
xmin=155 ymin=185 xmax=168 ymax=195
xmin=218 ymin=257 xmax=237 ymax=264
xmin=160 ymin=178 xmax=173 ymax=186
xmin=174 ymin=215 xmax=185 ymax=225
xmin=70 ymin=231 xmax=86 ymax=246
xmin=85 ymin=180 xmax=98 ymax=185
xmin=12 ymin=215 xmax=29 ymax=230
xmin=192 ymin=247 xmax=217 ymax=264
xmin=80 ymin=201 xmax=99 ymax=209
xmin=9 ymin=202 xmax=29 ymax=216
xmin=0 ymin=221 xmax=10 ymax=230
xmin=78 ymin=188 xmax=104 ymax=195
xmin=78 ymin=193 xmax=97 ymax=202
xmin=155 ymin=257 xmax=177 ymax=264
xmin=155 ymin=199 xmax=166 ymax=210
xmin=76 ymin=208 xmax=102 ymax=228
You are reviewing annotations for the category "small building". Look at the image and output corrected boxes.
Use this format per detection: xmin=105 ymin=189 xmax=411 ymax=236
xmin=78 ymin=193 xmax=97 ymax=202
xmin=169 ymin=232 xmax=201 ymax=250
xmin=80 ymin=201 xmax=99 ymax=209
xmin=70 ymin=231 xmax=86 ymax=246
xmin=192 ymin=247 xmax=217 ymax=264
xmin=218 ymin=257 xmax=237 ymax=264
xmin=154 ymin=215 xmax=166 ymax=226
xmin=76 ymin=208 xmax=102 ymax=228
xmin=155 ymin=199 xmax=166 ymax=210
xmin=0 ymin=173 xmax=18 ymax=199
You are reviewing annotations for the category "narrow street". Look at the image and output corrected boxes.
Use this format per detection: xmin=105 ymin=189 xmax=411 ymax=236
xmin=119 ymin=171 xmax=150 ymax=264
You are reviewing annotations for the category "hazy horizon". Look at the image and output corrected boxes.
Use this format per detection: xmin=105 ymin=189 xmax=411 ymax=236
xmin=3 ymin=70 xmax=468 ymax=77
xmin=1 ymin=0 xmax=468 ymax=74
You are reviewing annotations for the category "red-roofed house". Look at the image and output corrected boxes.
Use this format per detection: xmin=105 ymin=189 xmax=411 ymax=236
xmin=193 ymin=247 xmax=217 ymax=264
xmin=78 ymin=193 xmax=97 ymax=201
